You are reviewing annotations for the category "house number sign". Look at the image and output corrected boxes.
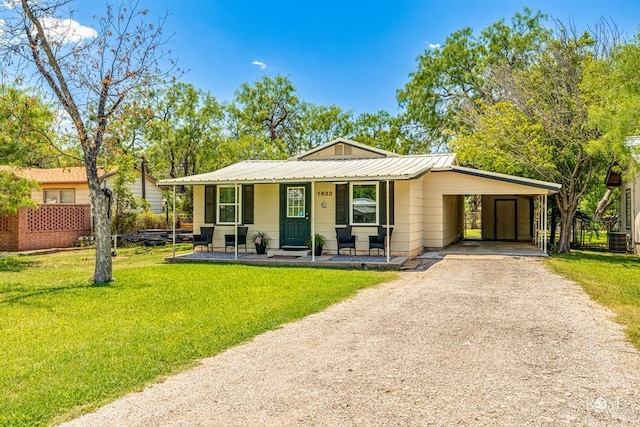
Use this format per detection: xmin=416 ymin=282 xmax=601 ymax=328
xmin=317 ymin=191 xmax=333 ymax=197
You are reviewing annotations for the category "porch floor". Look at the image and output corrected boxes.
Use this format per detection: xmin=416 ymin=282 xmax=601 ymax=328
xmin=419 ymin=240 xmax=547 ymax=259
xmin=166 ymin=251 xmax=408 ymax=270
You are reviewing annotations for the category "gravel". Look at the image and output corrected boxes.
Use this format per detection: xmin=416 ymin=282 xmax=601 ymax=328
xmin=61 ymin=256 xmax=640 ymax=426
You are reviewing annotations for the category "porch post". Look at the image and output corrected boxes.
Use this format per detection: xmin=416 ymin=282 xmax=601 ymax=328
xmin=386 ymin=179 xmax=390 ymax=263
xmin=235 ymin=183 xmax=239 ymax=259
xmin=172 ymin=185 xmax=176 ymax=258
xmin=311 ymin=181 xmax=316 ymax=262
xmin=544 ymin=194 xmax=548 ymax=253
xmin=535 ymin=196 xmax=540 ymax=250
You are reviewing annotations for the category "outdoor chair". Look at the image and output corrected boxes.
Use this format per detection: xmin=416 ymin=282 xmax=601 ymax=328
xmin=335 ymin=226 xmax=356 ymax=255
xmin=193 ymin=226 xmax=214 ymax=252
xmin=225 ymin=226 xmax=248 ymax=253
xmin=368 ymin=226 xmax=393 ymax=256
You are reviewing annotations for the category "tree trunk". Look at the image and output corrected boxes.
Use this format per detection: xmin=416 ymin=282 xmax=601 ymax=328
xmin=557 ymin=212 xmax=573 ymax=253
xmin=593 ymin=188 xmax=613 ymax=221
xmin=87 ymin=168 xmax=113 ymax=284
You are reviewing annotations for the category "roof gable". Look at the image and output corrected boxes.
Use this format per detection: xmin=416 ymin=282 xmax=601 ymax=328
xmin=291 ymin=138 xmax=400 ymax=160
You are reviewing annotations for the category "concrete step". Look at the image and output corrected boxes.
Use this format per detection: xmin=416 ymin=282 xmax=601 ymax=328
xmin=267 ymin=249 xmax=310 ymax=258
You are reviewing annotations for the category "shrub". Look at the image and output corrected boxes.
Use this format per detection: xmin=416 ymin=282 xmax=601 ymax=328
xmin=134 ymin=211 xmax=170 ymax=230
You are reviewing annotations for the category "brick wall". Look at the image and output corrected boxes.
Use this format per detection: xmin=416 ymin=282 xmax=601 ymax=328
xmin=0 ymin=205 xmax=92 ymax=251
xmin=0 ymin=214 xmax=19 ymax=251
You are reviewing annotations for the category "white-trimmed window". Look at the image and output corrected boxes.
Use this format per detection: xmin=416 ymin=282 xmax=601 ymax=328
xmin=43 ymin=189 xmax=75 ymax=204
xmin=351 ymin=183 xmax=378 ymax=225
xmin=218 ymin=186 xmax=239 ymax=224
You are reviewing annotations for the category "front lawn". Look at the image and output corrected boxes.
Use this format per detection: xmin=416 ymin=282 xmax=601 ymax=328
xmin=0 ymin=246 xmax=395 ymax=426
xmin=546 ymin=251 xmax=640 ymax=349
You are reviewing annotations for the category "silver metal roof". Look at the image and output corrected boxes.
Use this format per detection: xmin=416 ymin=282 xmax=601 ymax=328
xmin=446 ymin=166 xmax=562 ymax=193
xmin=158 ymin=154 xmax=458 ymax=185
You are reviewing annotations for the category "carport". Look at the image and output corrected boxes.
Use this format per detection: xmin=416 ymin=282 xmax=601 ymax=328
xmin=426 ymin=167 xmax=561 ymax=253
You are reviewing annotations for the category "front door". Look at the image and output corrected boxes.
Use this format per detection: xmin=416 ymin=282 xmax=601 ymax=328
xmin=280 ymin=184 xmax=311 ymax=247
xmin=495 ymin=199 xmax=517 ymax=240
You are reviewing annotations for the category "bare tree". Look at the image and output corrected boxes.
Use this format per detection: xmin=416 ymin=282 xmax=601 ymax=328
xmin=1 ymin=0 xmax=174 ymax=283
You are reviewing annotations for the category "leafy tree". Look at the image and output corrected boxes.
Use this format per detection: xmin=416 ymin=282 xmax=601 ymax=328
xmin=397 ymin=8 xmax=550 ymax=152
xmin=1 ymin=0 xmax=174 ymax=283
xmin=295 ymin=103 xmax=353 ymax=152
xmin=227 ymin=75 xmax=299 ymax=156
xmin=452 ymin=27 xmax=619 ymax=252
xmin=399 ymin=9 xmax=629 ymax=252
xmin=0 ymin=85 xmax=59 ymax=214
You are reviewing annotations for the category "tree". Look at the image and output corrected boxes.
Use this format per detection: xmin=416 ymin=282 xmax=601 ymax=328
xmin=227 ymin=75 xmax=299 ymax=157
xmin=399 ymin=9 xmax=627 ymax=252
xmin=1 ymin=0 xmax=173 ymax=283
xmin=397 ymin=9 xmax=550 ymax=152
xmin=0 ymin=85 xmax=58 ymax=214
xmin=453 ymin=27 xmax=619 ymax=252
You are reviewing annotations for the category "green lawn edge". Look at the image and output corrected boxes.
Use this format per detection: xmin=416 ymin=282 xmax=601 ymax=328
xmin=546 ymin=251 xmax=640 ymax=350
xmin=0 ymin=246 xmax=397 ymax=426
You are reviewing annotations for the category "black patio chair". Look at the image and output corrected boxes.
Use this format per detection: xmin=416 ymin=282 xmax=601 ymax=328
xmin=225 ymin=226 xmax=248 ymax=253
xmin=193 ymin=226 xmax=214 ymax=252
xmin=336 ymin=226 xmax=356 ymax=255
xmin=368 ymin=226 xmax=393 ymax=256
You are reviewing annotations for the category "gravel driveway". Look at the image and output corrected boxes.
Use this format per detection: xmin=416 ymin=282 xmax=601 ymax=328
xmin=62 ymin=256 xmax=640 ymax=426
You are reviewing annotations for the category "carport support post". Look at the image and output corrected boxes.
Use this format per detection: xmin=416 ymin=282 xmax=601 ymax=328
xmin=311 ymin=181 xmax=316 ymax=262
xmin=235 ymin=183 xmax=239 ymax=259
xmin=386 ymin=179 xmax=390 ymax=263
xmin=172 ymin=185 xmax=176 ymax=258
xmin=544 ymin=194 xmax=548 ymax=254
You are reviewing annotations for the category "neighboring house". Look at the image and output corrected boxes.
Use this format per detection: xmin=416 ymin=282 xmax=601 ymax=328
xmin=160 ymin=139 xmax=560 ymax=257
xmin=0 ymin=165 xmax=163 ymax=251
xmin=606 ymin=136 xmax=640 ymax=254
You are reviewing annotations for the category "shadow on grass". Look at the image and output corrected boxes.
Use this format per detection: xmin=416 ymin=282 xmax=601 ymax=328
xmin=0 ymin=255 xmax=40 ymax=272
xmin=552 ymin=250 xmax=640 ymax=266
xmin=0 ymin=283 xmax=95 ymax=305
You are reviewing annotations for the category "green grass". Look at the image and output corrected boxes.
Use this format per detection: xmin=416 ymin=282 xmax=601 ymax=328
xmin=0 ymin=246 xmax=395 ymax=426
xmin=546 ymin=251 xmax=640 ymax=349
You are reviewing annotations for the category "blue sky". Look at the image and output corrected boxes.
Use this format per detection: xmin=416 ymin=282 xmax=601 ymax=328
xmin=74 ymin=1 xmax=640 ymax=115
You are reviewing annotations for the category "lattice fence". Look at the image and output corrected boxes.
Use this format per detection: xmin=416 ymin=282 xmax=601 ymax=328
xmin=26 ymin=205 xmax=90 ymax=231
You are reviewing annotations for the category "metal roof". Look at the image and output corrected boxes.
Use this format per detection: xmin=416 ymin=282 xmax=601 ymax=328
xmin=445 ymin=166 xmax=562 ymax=193
xmin=158 ymin=154 xmax=458 ymax=185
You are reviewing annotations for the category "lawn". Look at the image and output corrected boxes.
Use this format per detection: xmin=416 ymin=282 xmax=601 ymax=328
xmin=546 ymin=251 xmax=640 ymax=349
xmin=0 ymin=246 xmax=395 ymax=426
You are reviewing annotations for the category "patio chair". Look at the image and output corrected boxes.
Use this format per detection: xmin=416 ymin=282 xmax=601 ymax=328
xmin=193 ymin=226 xmax=214 ymax=252
xmin=225 ymin=226 xmax=248 ymax=253
xmin=335 ymin=226 xmax=356 ymax=255
xmin=368 ymin=226 xmax=393 ymax=256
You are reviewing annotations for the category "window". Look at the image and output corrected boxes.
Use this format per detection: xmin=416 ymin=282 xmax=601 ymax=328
xmin=204 ymin=184 xmax=254 ymax=224
xmin=287 ymin=186 xmax=305 ymax=218
xmin=626 ymin=188 xmax=632 ymax=229
xmin=351 ymin=183 xmax=377 ymax=225
xmin=43 ymin=189 xmax=75 ymax=204
xmin=218 ymin=186 xmax=238 ymax=224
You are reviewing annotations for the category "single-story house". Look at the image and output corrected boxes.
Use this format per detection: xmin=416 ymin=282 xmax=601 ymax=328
xmin=606 ymin=136 xmax=640 ymax=254
xmin=0 ymin=165 xmax=163 ymax=251
xmin=159 ymin=138 xmax=561 ymax=258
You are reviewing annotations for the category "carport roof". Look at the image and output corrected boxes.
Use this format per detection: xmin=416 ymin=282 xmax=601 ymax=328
xmin=442 ymin=166 xmax=561 ymax=193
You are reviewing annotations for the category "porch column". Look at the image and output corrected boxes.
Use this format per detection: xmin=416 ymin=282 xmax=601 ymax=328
xmin=311 ymin=181 xmax=316 ymax=262
xmin=172 ymin=185 xmax=176 ymax=258
xmin=544 ymin=194 xmax=548 ymax=253
xmin=386 ymin=179 xmax=390 ymax=263
xmin=235 ymin=183 xmax=240 ymax=259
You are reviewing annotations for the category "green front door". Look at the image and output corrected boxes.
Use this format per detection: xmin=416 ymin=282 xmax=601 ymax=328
xmin=280 ymin=184 xmax=311 ymax=247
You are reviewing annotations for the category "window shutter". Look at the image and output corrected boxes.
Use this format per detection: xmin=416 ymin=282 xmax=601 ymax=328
xmin=242 ymin=184 xmax=254 ymax=224
xmin=335 ymin=183 xmax=348 ymax=225
xmin=379 ymin=181 xmax=395 ymax=225
xmin=204 ymin=185 xmax=216 ymax=224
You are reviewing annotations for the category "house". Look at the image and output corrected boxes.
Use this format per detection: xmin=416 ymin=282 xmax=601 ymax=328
xmin=0 ymin=165 xmax=163 ymax=251
xmin=159 ymin=139 xmax=561 ymax=258
xmin=606 ymin=136 xmax=640 ymax=254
